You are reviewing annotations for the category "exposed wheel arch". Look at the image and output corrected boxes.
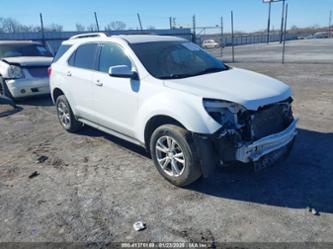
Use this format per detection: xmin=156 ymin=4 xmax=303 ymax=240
xmin=144 ymin=115 xmax=185 ymax=153
xmin=52 ymin=88 xmax=64 ymax=102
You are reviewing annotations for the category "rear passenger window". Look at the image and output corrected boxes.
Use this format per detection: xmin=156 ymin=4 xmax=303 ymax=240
xmin=98 ymin=43 xmax=132 ymax=73
xmin=72 ymin=43 xmax=98 ymax=70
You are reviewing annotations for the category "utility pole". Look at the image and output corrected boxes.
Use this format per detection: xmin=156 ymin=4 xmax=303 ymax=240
xmin=231 ymin=11 xmax=235 ymax=62
xmin=280 ymin=0 xmax=286 ymax=43
xmin=267 ymin=1 xmax=272 ymax=44
xmin=39 ymin=13 xmax=45 ymax=46
xmin=192 ymin=15 xmax=196 ymax=43
xmin=94 ymin=12 xmax=100 ymax=31
xmin=282 ymin=3 xmax=288 ymax=64
xmin=169 ymin=17 xmax=172 ymax=29
xmin=137 ymin=13 xmax=143 ymax=31
xmin=329 ymin=10 xmax=332 ymax=38
xmin=220 ymin=16 xmax=224 ymax=57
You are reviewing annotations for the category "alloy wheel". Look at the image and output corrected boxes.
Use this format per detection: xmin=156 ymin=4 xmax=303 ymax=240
xmin=155 ymin=135 xmax=186 ymax=177
xmin=57 ymin=101 xmax=71 ymax=129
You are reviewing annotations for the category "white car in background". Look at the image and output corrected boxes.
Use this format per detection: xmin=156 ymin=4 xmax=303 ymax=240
xmin=50 ymin=33 xmax=297 ymax=186
xmin=202 ymin=39 xmax=219 ymax=49
xmin=0 ymin=41 xmax=53 ymax=99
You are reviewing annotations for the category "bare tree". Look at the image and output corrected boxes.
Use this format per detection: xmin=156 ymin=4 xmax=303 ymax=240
xmin=0 ymin=18 xmax=4 ymax=32
xmin=86 ymin=24 xmax=97 ymax=31
xmin=75 ymin=23 xmax=86 ymax=32
xmin=0 ymin=17 xmax=64 ymax=33
xmin=0 ymin=17 xmax=22 ymax=33
xmin=104 ymin=21 xmax=126 ymax=31
xmin=45 ymin=23 xmax=63 ymax=32
xmin=147 ymin=25 xmax=156 ymax=30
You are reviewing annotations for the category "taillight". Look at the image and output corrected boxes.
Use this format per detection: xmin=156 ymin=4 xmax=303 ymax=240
xmin=48 ymin=67 xmax=52 ymax=77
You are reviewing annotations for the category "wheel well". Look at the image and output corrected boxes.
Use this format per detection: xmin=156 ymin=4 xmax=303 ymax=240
xmin=53 ymin=88 xmax=64 ymax=101
xmin=144 ymin=115 xmax=185 ymax=153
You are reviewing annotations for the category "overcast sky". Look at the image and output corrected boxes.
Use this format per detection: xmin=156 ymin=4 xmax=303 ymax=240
xmin=1 ymin=0 xmax=332 ymax=31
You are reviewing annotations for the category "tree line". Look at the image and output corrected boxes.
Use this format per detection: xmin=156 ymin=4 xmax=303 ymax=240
xmin=0 ymin=17 xmax=63 ymax=33
xmin=0 ymin=17 xmax=151 ymax=33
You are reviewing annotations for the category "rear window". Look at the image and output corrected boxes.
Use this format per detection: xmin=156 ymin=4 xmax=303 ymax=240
xmin=70 ymin=43 xmax=98 ymax=70
xmin=53 ymin=44 xmax=71 ymax=63
xmin=0 ymin=43 xmax=52 ymax=58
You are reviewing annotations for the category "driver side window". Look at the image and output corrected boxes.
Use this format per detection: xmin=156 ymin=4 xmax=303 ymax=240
xmin=98 ymin=43 xmax=132 ymax=73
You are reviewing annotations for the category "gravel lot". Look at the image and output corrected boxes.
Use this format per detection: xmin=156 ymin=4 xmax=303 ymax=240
xmin=0 ymin=39 xmax=332 ymax=243
xmin=209 ymin=38 xmax=333 ymax=64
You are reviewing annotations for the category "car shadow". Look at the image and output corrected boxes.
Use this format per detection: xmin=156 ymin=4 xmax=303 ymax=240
xmin=15 ymin=95 xmax=53 ymax=107
xmin=0 ymin=106 xmax=23 ymax=118
xmin=77 ymin=124 xmax=333 ymax=214
xmin=188 ymin=128 xmax=333 ymax=214
xmin=77 ymin=125 xmax=149 ymax=158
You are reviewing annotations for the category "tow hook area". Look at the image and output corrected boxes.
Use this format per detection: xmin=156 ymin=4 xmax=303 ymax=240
xmin=192 ymin=133 xmax=218 ymax=177
xmin=253 ymin=138 xmax=295 ymax=171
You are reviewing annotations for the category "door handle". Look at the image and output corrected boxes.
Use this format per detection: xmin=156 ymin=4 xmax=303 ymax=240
xmin=66 ymin=71 xmax=72 ymax=77
xmin=95 ymin=80 xmax=103 ymax=86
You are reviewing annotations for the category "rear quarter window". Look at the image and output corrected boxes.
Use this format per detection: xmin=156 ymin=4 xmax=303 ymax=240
xmin=53 ymin=44 xmax=71 ymax=63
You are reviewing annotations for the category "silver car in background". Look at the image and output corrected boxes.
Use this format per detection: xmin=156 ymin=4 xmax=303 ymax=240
xmin=0 ymin=41 xmax=53 ymax=99
xmin=202 ymin=39 xmax=219 ymax=49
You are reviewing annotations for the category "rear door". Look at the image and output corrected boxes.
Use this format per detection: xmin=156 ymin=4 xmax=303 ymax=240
xmin=66 ymin=43 xmax=99 ymax=120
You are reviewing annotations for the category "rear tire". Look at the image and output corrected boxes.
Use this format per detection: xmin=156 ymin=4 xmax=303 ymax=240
xmin=150 ymin=124 xmax=202 ymax=187
xmin=55 ymin=95 xmax=82 ymax=132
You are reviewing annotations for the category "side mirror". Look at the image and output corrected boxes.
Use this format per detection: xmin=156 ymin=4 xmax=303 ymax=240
xmin=108 ymin=65 xmax=138 ymax=79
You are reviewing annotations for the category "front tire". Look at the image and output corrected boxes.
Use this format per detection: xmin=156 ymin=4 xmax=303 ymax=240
xmin=56 ymin=95 xmax=82 ymax=132
xmin=150 ymin=124 xmax=202 ymax=187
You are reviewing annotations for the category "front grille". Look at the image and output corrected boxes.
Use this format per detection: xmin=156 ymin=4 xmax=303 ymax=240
xmin=25 ymin=67 xmax=49 ymax=78
xmin=251 ymin=103 xmax=293 ymax=140
xmin=238 ymin=99 xmax=293 ymax=141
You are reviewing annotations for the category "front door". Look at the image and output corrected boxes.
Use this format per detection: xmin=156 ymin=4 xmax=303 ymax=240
xmin=92 ymin=42 xmax=139 ymax=137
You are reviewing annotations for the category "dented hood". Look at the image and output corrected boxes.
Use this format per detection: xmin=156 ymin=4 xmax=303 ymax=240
xmin=164 ymin=67 xmax=292 ymax=110
xmin=2 ymin=56 xmax=53 ymax=67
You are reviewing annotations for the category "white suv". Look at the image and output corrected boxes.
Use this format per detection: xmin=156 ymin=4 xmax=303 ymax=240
xmin=0 ymin=41 xmax=53 ymax=99
xmin=50 ymin=33 xmax=297 ymax=186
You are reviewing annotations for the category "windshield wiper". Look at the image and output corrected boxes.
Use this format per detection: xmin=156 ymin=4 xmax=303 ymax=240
xmin=192 ymin=67 xmax=225 ymax=76
xmin=159 ymin=67 xmax=226 ymax=79
xmin=160 ymin=73 xmax=196 ymax=79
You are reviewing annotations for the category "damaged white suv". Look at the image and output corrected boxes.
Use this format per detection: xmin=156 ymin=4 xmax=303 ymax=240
xmin=50 ymin=33 xmax=297 ymax=186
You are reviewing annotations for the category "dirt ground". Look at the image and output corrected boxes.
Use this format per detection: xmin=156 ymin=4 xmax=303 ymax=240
xmin=0 ymin=40 xmax=333 ymax=243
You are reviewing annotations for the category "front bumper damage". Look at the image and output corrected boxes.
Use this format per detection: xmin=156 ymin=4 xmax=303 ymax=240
xmin=235 ymin=119 xmax=297 ymax=163
xmin=192 ymin=119 xmax=297 ymax=177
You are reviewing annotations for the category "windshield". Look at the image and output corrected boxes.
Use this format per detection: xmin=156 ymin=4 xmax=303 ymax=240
xmin=130 ymin=41 xmax=227 ymax=79
xmin=0 ymin=43 xmax=52 ymax=58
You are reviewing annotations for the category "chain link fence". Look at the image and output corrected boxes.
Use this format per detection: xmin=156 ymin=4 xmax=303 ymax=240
xmin=195 ymin=30 xmax=333 ymax=64
xmin=0 ymin=29 xmax=193 ymax=54
xmin=0 ymin=27 xmax=332 ymax=65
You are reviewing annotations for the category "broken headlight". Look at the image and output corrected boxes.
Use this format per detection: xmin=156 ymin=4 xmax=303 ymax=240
xmin=7 ymin=65 xmax=24 ymax=79
xmin=203 ymin=99 xmax=243 ymax=128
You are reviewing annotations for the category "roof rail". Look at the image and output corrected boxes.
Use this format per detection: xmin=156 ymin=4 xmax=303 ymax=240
xmin=69 ymin=32 xmax=108 ymax=40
